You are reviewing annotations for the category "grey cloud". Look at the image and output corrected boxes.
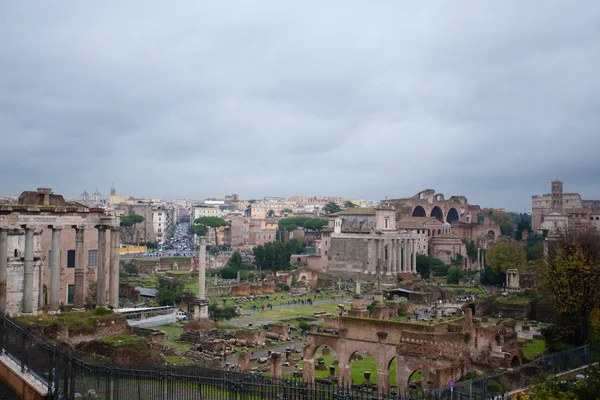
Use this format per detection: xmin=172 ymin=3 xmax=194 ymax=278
xmin=1 ymin=1 xmax=600 ymax=210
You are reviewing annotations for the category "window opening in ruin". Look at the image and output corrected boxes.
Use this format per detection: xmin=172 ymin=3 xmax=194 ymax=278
xmin=412 ymin=206 xmax=426 ymax=218
xmin=88 ymin=250 xmax=98 ymax=267
xmin=349 ymin=350 xmax=377 ymax=387
xmin=431 ymin=206 xmax=443 ymax=221
xmin=67 ymin=284 xmax=75 ymax=305
xmin=67 ymin=250 xmax=75 ymax=268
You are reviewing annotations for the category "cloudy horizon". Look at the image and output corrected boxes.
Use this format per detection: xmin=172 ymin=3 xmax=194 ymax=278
xmin=1 ymin=1 xmax=599 ymax=212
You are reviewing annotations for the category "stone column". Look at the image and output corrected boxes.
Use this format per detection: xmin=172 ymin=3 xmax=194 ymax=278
xmin=368 ymin=239 xmax=376 ymax=274
xmin=22 ymin=226 xmax=35 ymax=314
xmin=198 ymin=237 xmax=206 ymax=299
xmin=49 ymin=226 xmax=63 ymax=311
xmin=109 ymin=228 xmax=120 ymax=308
xmin=73 ymin=226 xmax=85 ymax=308
xmin=412 ymin=239 xmax=417 ymax=273
xmin=389 ymin=240 xmax=396 ymax=275
xmin=477 ymin=247 xmax=481 ymax=270
xmin=303 ymin=358 xmax=315 ymax=383
xmin=403 ymin=240 xmax=409 ymax=272
xmin=96 ymin=226 xmax=107 ymax=307
xmin=269 ymin=352 xmax=282 ymax=379
xmin=0 ymin=228 xmax=8 ymax=314
xmin=237 ymin=351 xmax=250 ymax=373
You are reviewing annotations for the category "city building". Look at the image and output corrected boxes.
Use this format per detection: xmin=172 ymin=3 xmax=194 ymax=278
xmin=532 ymin=180 xmax=600 ymax=234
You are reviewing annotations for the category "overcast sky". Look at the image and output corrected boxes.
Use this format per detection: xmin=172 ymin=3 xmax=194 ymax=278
xmin=1 ymin=2 xmax=599 ymax=211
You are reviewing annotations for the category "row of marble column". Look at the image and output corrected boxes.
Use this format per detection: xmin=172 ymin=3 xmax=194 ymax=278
xmin=0 ymin=225 xmax=120 ymax=314
xmin=374 ymin=238 xmax=418 ymax=274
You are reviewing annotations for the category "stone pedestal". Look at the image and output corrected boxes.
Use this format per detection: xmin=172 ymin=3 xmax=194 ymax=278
xmin=193 ymin=297 xmax=209 ymax=320
xmin=270 ymin=352 xmax=282 ymax=379
xmin=348 ymin=295 xmax=369 ymax=318
xmin=237 ymin=351 xmax=250 ymax=372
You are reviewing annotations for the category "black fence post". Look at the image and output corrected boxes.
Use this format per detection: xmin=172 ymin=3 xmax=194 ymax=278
xmin=0 ymin=313 xmax=4 ymax=353
xmin=20 ymin=329 xmax=26 ymax=373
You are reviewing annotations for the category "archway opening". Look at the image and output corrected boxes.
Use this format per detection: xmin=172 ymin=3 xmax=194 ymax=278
xmin=388 ymin=357 xmax=398 ymax=394
xmin=488 ymin=230 xmax=496 ymax=238
xmin=348 ymin=350 xmax=377 ymax=388
xmin=412 ymin=206 xmax=426 ymax=217
xmin=447 ymin=208 xmax=459 ymax=224
xmin=303 ymin=344 xmax=339 ymax=384
xmin=511 ymin=356 xmax=521 ymax=368
xmin=430 ymin=206 xmax=443 ymax=221
xmin=408 ymin=370 xmax=424 ymax=397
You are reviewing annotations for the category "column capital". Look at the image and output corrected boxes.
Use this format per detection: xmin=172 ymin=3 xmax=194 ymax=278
xmin=48 ymin=225 xmax=64 ymax=231
xmin=72 ymin=225 xmax=87 ymax=230
xmin=95 ymin=224 xmax=108 ymax=231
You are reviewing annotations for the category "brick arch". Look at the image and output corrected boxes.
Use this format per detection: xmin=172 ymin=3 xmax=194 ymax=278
xmin=303 ymin=335 xmax=342 ymax=384
xmin=412 ymin=205 xmax=427 ymax=217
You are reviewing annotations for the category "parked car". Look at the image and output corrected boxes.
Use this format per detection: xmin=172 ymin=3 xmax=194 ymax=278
xmin=176 ymin=311 xmax=187 ymax=321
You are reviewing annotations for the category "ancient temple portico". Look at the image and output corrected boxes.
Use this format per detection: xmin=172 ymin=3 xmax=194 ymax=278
xmin=0 ymin=189 xmax=120 ymax=315
xmin=321 ymin=204 xmax=421 ymax=280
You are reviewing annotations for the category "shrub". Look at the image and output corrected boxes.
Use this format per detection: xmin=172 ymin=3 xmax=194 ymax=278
xmin=94 ymin=307 xmax=113 ymax=316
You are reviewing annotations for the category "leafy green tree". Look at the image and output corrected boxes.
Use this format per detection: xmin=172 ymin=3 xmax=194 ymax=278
xmin=124 ymin=262 xmax=138 ymax=276
xmin=228 ymin=251 xmax=243 ymax=268
xmin=480 ymin=265 xmax=505 ymax=286
xmin=267 ymin=209 xmax=275 ymax=217
xmin=219 ymin=266 xmax=238 ymax=280
xmin=416 ymin=254 xmax=431 ymax=278
xmin=451 ymin=253 xmax=465 ymax=269
xmin=430 ymin=258 xmax=449 ymax=276
xmin=192 ymin=216 xmax=228 ymax=245
xmin=417 ymin=255 xmax=448 ymax=277
xmin=343 ymin=201 xmax=357 ymax=208
xmin=486 ymin=240 xmax=527 ymax=272
xmin=156 ymin=277 xmax=185 ymax=306
xmin=535 ymin=229 xmax=600 ymax=347
xmin=120 ymin=214 xmax=144 ymax=227
xmin=465 ymin=241 xmax=478 ymax=262
xmin=188 ymin=224 xmax=206 ymax=236
xmin=514 ymin=213 xmax=532 ymax=241
xmin=484 ymin=208 xmax=515 ymax=237
xmin=447 ymin=267 xmax=464 ymax=284
xmin=208 ymin=303 xmax=237 ymax=321
xmin=120 ymin=214 xmax=145 ymax=243
xmin=322 ymin=202 xmax=342 ymax=215
xmin=252 ymin=238 xmax=304 ymax=271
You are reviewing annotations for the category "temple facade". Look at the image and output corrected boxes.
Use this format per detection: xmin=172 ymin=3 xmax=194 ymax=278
xmin=321 ymin=203 xmax=421 ymax=280
xmin=0 ymin=188 xmax=120 ymax=315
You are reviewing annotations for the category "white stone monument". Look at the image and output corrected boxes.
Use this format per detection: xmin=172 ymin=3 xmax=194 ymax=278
xmin=193 ymin=236 xmax=209 ymax=319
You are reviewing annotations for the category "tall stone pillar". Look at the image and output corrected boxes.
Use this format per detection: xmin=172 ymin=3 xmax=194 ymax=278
xmin=0 ymin=228 xmax=8 ymax=314
xmin=109 ymin=228 xmax=120 ymax=308
xmin=96 ymin=226 xmax=107 ymax=307
xmin=198 ymin=237 xmax=206 ymax=299
xmin=22 ymin=226 xmax=35 ymax=314
xmin=73 ymin=226 xmax=85 ymax=308
xmin=49 ymin=226 xmax=63 ymax=311
xmin=403 ymin=240 xmax=409 ymax=272
xmin=389 ymin=240 xmax=396 ymax=275
xmin=269 ymin=352 xmax=283 ymax=379
xmin=397 ymin=239 xmax=401 ymax=272
xmin=412 ymin=239 xmax=417 ymax=273
xmin=477 ymin=247 xmax=481 ymax=270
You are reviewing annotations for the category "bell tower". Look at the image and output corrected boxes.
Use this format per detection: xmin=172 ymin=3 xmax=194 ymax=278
xmin=551 ymin=180 xmax=563 ymax=212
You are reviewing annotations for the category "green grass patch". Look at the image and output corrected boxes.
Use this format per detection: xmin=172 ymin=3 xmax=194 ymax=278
xmin=494 ymin=294 xmax=535 ymax=306
xmin=103 ymin=333 xmax=142 ymax=346
xmin=16 ymin=311 xmax=119 ymax=335
xmin=521 ymin=339 xmax=546 ymax=360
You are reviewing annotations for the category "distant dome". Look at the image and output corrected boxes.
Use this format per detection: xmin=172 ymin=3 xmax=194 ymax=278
xmin=442 ymin=222 xmax=451 ymax=229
